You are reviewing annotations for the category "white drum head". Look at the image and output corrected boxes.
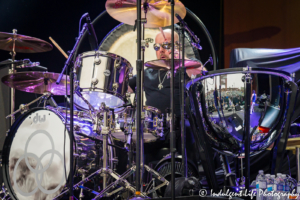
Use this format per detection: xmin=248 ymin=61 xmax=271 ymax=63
xmin=4 ymin=109 xmax=70 ymax=200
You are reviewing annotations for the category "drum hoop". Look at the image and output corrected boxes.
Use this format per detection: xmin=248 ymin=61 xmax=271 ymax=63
xmin=186 ymin=67 xmax=293 ymax=90
xmin=77 ymin=50 xmax=132 ymax=68
xmin=75 ymin=88 xmax=126 ymax=113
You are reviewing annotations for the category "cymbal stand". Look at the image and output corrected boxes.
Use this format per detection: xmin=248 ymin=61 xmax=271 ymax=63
xmin=178 ymin=23 xmax=187 ymax=178
xmin=170 ymin=1 xmax=176 ymax=200
xmin=138 ymin=1 xmax=150 ymax=192
xmin=135 ymin=0 xmax=143 ymax=195
xmin=9 ymin=29 xmax=17 ymax=126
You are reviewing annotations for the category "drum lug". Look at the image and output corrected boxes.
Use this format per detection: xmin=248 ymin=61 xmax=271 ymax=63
xmin=94 ymin=54 xmax=101 ymax=65
xmin=141 ymin=111 xmax=145 ymax=120
xmin=112 ymin=82 xmax=119 ymax=91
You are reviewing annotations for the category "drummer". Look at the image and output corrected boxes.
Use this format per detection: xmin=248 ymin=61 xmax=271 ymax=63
xmin=128 ymin=29 xmax=205 ymax=164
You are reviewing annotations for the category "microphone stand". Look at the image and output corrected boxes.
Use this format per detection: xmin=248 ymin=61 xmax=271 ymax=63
xmin=170 ymin=1 xmax=176 ymax=200
xmin=56 ymin=23 xmax=88 ymax=200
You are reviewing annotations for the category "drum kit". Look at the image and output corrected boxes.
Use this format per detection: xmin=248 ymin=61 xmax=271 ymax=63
xmin=0 ymin=1 xmax=298 ymax=200
xmin=0 ymin=1 xmax=206 ymax=200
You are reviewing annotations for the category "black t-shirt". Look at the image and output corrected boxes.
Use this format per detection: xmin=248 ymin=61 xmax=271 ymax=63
xmin=129 ymin=68 xmax=185 ymax=117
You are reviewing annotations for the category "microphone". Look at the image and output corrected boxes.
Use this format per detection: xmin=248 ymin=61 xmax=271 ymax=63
xmin=84 ymin=13 xmax=98 ymax=50
xmin=175 ymin=13 xmax=202 ymax=50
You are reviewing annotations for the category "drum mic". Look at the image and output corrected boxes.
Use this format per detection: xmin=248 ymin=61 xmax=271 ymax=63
xmin=84 ymin=13 xmax=98 ymax=50
xmin=175 ymin=13 xmax=202 ymax=50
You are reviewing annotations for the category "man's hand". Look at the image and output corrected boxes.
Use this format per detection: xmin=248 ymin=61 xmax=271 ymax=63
xmin=186 ymin=63 xmax=206 ymax=78
xmin=128 ymin=85 xmax=134 ymax=93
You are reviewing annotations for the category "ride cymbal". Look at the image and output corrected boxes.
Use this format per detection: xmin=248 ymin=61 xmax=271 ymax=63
xmin=0 ymin=32 xmax=53 ymax=53
xmin=105 ymin=0 xmax=186 ymax=28
xmin=145 ymin=59 xmax=202 ymax=70
xmin=1 ymin=72 xmax=70 ymax=95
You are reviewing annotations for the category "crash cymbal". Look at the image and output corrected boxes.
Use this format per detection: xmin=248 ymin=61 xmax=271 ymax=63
xmin=105 ymin=0 xmax=186 ymax=28
xmin=1 ymin=72 xmax=70 ymax=95
xmin=0 ymin=32 xmax=53 ymax=53
xmin=144 ymin=59 xmax=202 ymax=70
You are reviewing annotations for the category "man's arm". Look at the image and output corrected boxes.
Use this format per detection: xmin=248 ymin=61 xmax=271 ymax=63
xmin=128 ymin=75 xmax=137 ymax=93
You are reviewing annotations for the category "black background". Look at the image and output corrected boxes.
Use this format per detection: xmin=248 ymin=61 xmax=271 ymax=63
xmin=0 ymin=0 xmax=222 ymax=108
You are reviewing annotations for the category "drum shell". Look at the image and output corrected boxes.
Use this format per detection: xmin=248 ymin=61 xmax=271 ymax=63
xmin=74 ymin=51 xmax=132 ymax=111
xmin=115 ymin=106 xmax=164 ymax=143
xmin=2 ymin=107 xmax=115 ymax=200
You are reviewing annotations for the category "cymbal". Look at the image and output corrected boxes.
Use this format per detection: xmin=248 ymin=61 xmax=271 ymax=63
xmin=0 ymin=32 xmax=53 ymax=53
xmin=144 ymin=59 xmax=202 ymax=70
xmin=105 ymin=0 xmax=186 ymax=28
xmin=1 ymin=72 xmax=70 ymax=95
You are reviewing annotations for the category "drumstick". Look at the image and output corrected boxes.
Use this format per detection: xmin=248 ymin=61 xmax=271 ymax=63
xmin=159 ymin=27 xmax=167 ymax=42
xmin=49 ymin=37 xmax=69 ymax=59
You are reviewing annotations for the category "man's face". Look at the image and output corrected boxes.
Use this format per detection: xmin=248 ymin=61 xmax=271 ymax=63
xmin=155 ymin=32 xmax=179 ymax=59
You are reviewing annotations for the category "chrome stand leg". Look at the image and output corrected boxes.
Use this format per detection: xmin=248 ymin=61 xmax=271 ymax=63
xmin=297 ymin=147 xmax=300 ymax=182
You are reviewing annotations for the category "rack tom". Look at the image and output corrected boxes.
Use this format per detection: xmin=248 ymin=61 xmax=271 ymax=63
xmin=74 ymin=51 xmax=133 ymax=112
xmin=113 ymin=106 xmax=164 ymax=143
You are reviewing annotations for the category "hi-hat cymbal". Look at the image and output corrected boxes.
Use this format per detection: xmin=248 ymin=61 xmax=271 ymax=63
xmin=145 ymin=59 xmax=202 ymax=70
xmin=1 ymin=72 xmax=70 ymax=95
xmin=0 ymin=32 xmax=53 ymax=53
xmin=105 ymin=0 xmax=186 ymax=28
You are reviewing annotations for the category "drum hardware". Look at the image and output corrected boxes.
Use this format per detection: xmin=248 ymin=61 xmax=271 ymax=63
xmin=5 ymin=92 xmax=52 ymax=118
xmin=73 ymin=51 xmax=133 ymax=112
xmin=175 ymin=14 xmax=202 ymax=51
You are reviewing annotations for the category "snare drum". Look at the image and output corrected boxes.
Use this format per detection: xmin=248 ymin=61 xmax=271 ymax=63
xmin=74 ymin=51 xmax=132 ymax=112
xmin=2 ymin=107 xmax=115 ymax=200
xmin=113 ymin=106 xmax=164 ymax=143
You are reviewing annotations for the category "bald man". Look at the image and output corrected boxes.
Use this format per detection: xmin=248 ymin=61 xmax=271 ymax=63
xmin=128 ymin=29 xmax=204 ymax=116
xmin=128 ymin=29 xmax=202 ymax=165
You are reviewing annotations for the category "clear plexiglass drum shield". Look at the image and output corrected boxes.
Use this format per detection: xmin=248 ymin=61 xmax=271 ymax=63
xmin=186 ymin=68 xmax=296 ymax=157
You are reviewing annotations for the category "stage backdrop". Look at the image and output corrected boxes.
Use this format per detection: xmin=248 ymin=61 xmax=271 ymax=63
xmin=224 ymin=0 xmax=300 ymax=69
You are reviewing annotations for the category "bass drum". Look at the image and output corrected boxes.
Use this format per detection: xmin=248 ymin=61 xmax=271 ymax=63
xmin=2 ymin=107 xmax=116 ymax=200
xmin=99 ymin=23 xmax=199 ymax=103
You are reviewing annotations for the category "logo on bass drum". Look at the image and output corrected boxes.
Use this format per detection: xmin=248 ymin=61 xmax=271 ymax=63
xmin=33 ymin=113 xmax=46 ymax=123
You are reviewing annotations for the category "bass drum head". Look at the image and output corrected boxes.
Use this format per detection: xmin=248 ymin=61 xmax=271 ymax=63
xmin=99 ymin=23 xmax=198 ymax=103
xmin=2 ymin=108 xmax=70 ymax=200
